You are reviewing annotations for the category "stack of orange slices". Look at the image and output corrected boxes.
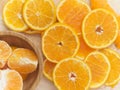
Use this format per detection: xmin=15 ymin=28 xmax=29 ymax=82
xmin=2 ymin=0 xmax=120 ymax=90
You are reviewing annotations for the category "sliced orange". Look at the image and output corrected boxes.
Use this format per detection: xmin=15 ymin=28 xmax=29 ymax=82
xmin=85 ymin=51 xmax=110 ymax=88
xmin=57 ymin=0 xmax=90 ymax=34
xmin=75 ymin=34 xmax=94 ymax=59
xmin=23 ymin=0 xmax=56 ymax=31
xmin=42 ymin=23 xmax=79 ymax=63
xmin=0 ymin=40 xmax=12 ymax=68
xmin=101 ymin=49 xmax=120 ymax=86
xmin=3 ymin=0 xmax=28 ymax=31
xmin=115 ymin=31 xmax=120 ymax=49
xmin=0 ymin=69 xmax=23 ymax=90
xmin=82 ymin=9 xmax=118 ymax=49
xmin=43 ymin=59 xmax=56 ymax=81
xmin=8 ymin=48 xmax=38 ymax=74
xmin=53 ymin=58 xmax=91 ymax=90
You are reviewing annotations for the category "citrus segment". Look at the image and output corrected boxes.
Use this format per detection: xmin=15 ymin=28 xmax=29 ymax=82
xmin=0 ymin=40 xmax=12 ymax=68
xmin=3 ymin=0 xmax=28 ymax=31
xmin=101 ymin=49 xmax=120 ymax=86
xmin=43 ymin=59 xmax=56 ymax=81
xmin=42 ymin=23 xmax=79 ymax=63
xmin=53 ymin=58 xmax=91 ymax=90
xmin=82 ymin=9 xmax=118 ymax=49
xmin=8 ymin=48 xmax=38 ymax=74
xmin=0 ymin=69 xmax=23 ymax=90
xmin=85 ymin=51 xmax=110 ymax=88
xmin=57 ymin=0 xmax=90 ymax=34
xmin=23 ymin=0 xmax=56 ymax=31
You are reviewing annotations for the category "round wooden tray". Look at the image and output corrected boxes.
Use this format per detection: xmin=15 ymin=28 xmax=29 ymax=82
xmin=0 ymin=0 xmax=43 ymax=90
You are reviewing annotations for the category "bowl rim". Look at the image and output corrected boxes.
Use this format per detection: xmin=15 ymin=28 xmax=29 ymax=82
xmin=0 ymin=31 xmax=43 ymax=90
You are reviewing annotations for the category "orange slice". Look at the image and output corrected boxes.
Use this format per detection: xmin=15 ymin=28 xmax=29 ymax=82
xmin=3 ymin=0 xmax=28 ymax=31
xmin=85 ymin=51 xmax=110 ymax=88
xmin=23 ymin=0 xmax=56 ymax=31
xmin=75 ymin=34 xmax=94 ymax=59
xmin=0 ymin=69 xmax=23 ymax=90
xmin=57 ymin=0 xmax=90 ymax=34
xmin=43 ymin=59 xmax=56 ymax=81
xmin=0 ymin=40 xmax=12 ymax=68
xmin=42 ymin=23 xmax=79 ymax=63
xmin=82 ymin=9 xmax=118 ymax=49
xmin=53 ymin=58 xmax=91 ymax=90
xmin=8 ymin=48 xmax=38 ymax=74
xmin=101 ymin=49 xmax=120 ymax=86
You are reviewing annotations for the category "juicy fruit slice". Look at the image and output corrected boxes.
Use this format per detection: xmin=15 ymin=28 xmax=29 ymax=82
xmin=0 ymin=69 xmax=23 ymax=90
xmin=8 ymin=48 xmax=38 ymax=74
xmin=57 ymin=0 xmax=90 ymax=34
xmin=3 ymin=0 xmax=27 ymax=31
xmin=82 ymin=9 xmax=118 ymax=49
xmin=42 ymin=23 xmax=79 ymax=63
xmin=101 ymin=49 xmax=120 ymax=86
xmin=85 ymin=51 xmax=110 ymax=88
xmin=53 ymin=58 xmax=91 ymax=90
xmin=0 ymin=41 xmax=12 ymax=68
xmin=23 ymin=0 xmax=56 ymax=31
xmin=43 ymin=59 xmax=56 ymax=81
xmin=76 ymin=34 xmax=94 ymax=59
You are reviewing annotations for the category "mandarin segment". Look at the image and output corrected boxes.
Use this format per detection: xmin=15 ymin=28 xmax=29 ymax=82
xmin=43 ymin=59 xmax=56 ymax=81
xmin=57 ymin=0 xmax=90 ymax=34
xmin=101 ymin=49 xmax=120 ymax=86
xmin=82 ymin=9 xmax=118 ymax=49
xmin=0 ymin=69 xmax=23 ymax=90
xmin=3 ymin=0 xmax=28 ymax=31
xmin=23 ymin=0 xmax=56 ymax=31
xmin=85 ymin=51 xmax=111 ymax=88
xmin=53 ymin=58 xmax=91 ymax=90
xmin=8 ymin=48 xmax=38 ymax=74
xmin=42 ymin=23 xmax=79 ymax=63
xmin=0 ymin=40 xmax=12 ymax=68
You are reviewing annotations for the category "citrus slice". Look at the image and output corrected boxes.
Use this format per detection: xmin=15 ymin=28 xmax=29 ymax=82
xmin=82 ymin=9 xmax=118 ymax=49
xmin=53 ymin=58 xmax=91 ymax=90
xmin=57 ymin=0 xmax=90 ymax=34
xmin=101 ymin=49 xmax=120 ymax=86
xmin=23 ymin=0 xmax=56 ymax=31
xmin=0 ymin=40 xmax=12 ymax=68
xmin=85 ymin=51 xmax=110 ymax=88
xmin=0 ymin=69 xmax=23 ymax=90
xmin=43 ymin=59 xmax=56 ymax=81
xmin=3 ymin=0 xmax=28 ymax=31
xmin=8 ymin=48 xmax=38 ymax=74
xmin=42 ymin=23 xmax=79 ymax=63
xmin=75 ymin=34 xmax=94 ymax=59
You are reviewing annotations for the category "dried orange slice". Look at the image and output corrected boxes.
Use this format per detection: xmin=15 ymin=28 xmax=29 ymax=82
xmin=82 ymin=9 xmax=118 ymax=49
xmin=101 ymin=49 xmax=120 ymax=86
xmin=85 ymin=51 xmax=110 ymax=88
xmin=8 ymin=48 xmax=38 ymax=74
xmin=43 ymin=59 xmax=56 ymax=81
xmin=23 ymin=0 xmax=56 ymax=31
xmin=3 ymin=0 xmax=28 ymax=31
xmin=57 ymin=0 xmax=90 ymax=34
xmin=0 ymin=40 xmax=12 ymax=68
xmin=53 ymin=58 xmax=91 ymax=90
xmin=42 ymin=23 xmax=79 ymax=63
xmin=0 ymin=69 xmax=23 ymax=90
xmin=75 ymin=34 xmax=94 ymax=59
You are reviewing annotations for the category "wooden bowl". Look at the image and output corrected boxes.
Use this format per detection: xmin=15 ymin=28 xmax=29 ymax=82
xmin=0 ymin=31 xmax=43 ymax=90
